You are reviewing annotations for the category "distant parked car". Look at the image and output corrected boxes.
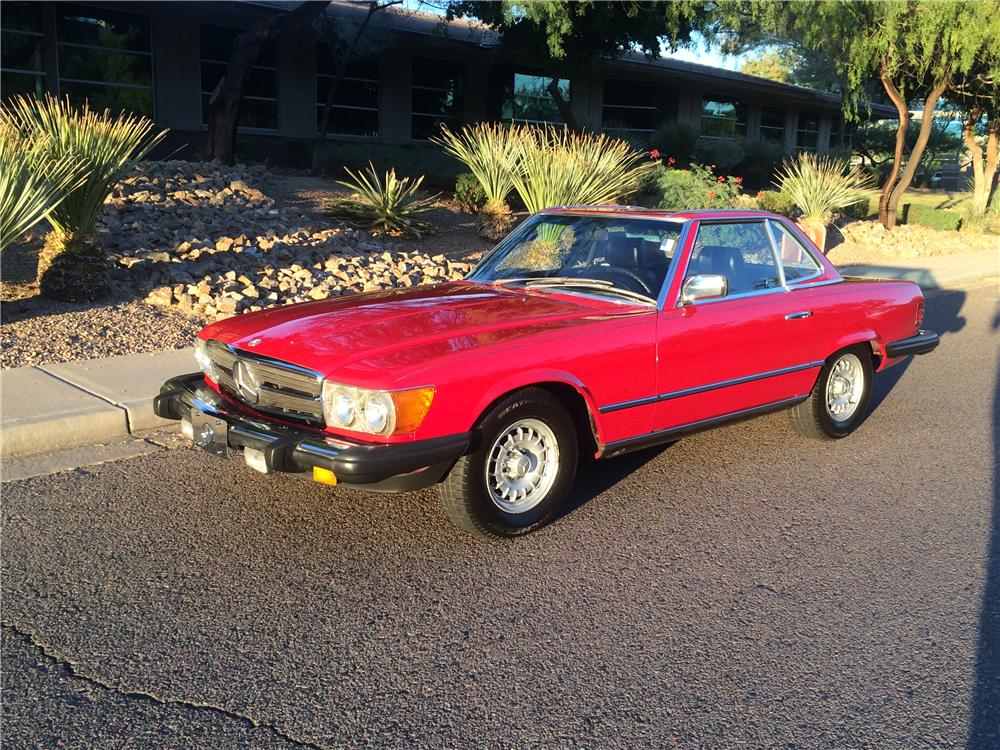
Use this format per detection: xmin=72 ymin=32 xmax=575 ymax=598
xmin=156 ymin=208 xmax=939 ymax=538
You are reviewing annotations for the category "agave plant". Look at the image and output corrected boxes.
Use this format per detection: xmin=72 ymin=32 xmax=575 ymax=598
xmin=432 ymin=123 xmax=523 ymax=240
xmin=776 ymin=152 xmax=873 ymax=252
xmin=3 ymin=94 xmax=167 ymax=301
xmin=0 ymin=121 xmax=83 ymax=250
xmin=511 ymin=127 xmax=656 ymax=214
xmin=328 ymin=162 xmax=438 ymax=237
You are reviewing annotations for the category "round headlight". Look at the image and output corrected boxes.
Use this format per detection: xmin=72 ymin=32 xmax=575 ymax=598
xmin=333 ymin=389 xmax=356 ymax=426
xmin=363 ymin=393 xmax=392 ymax=434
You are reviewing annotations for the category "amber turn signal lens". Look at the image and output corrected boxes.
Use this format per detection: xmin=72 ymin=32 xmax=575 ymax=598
xmin=389 ymin=386 xmax=435 ymax=435
xmin=312 ymin=467 xmax=338 ymax=486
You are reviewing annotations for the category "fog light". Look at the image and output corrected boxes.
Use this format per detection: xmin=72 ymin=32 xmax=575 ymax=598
xmin=312 ymin=466 xmax=338 ymax=486
xmin=181 ymin=418 xmax=194 ymax=440
xmin=244 ymin=447 xmax=269 ymax=474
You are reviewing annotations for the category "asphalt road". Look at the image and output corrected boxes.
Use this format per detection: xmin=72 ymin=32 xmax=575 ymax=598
xmin=3 ymin=285 xmax=998 ymax=750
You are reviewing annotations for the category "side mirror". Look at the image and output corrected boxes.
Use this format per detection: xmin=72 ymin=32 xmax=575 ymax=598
xmin=680 ymin=274 xmax=728 ymax=305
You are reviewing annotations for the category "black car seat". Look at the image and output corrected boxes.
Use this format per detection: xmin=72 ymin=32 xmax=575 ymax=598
xmin=696 ymin=245 xmax=749 ymax=293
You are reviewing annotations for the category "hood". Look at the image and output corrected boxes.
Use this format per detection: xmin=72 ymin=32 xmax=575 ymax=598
xmin=199 ymin=282 xmax=642 ymax=385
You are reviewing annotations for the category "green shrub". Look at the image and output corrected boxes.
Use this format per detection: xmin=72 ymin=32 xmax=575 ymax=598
xmin=736 ymin=140 xmax=786 ymax=191
xmin=904 ymin=204 xmax=962 ymax=231
xmin=694 ymin=137 xmax=747 ymax=172
xmin=755 ymin=190 xmax=796 ymax=216
xmin=651 ymin=163 xmax=743 ymax=211
xmin=328 ymin=162 xmax=438 ymax=237
xmin=837 ymin=194 xmax=873 ymax=222
xmin=453 ymin=172 xmax=486 ymax=213
xmin=650 ymin=120 xmax=700 ymax=167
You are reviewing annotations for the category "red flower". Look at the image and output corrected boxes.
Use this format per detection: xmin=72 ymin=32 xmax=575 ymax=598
xmin=707 ymin=191 xmax=717 ymax=199
xmin=735 ymin=176 xmax=743 ymax=184
xmin=710 ymin=164 xmax=717 ymax=170
xmin=667 ymin=157 xmax=676 ymax=165
xmin=649 ymin=149 xmax=661 ymax=159
xmin=717 ymin=176 xmax=725 ymax=182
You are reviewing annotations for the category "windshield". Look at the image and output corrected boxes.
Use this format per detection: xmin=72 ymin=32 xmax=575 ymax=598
xmin=469 ymin=214 xmax=683 ymax=302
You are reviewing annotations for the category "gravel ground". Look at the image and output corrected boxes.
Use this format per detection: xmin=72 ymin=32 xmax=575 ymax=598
xmin=2 ymin=287 xmax=997 ymax=749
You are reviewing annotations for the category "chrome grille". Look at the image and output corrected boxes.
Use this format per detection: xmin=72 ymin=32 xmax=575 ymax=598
xmin=205 ymin=339 xmax=323 ymax=423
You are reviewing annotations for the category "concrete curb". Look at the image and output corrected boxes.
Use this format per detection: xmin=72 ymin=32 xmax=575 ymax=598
xmin=1 ymin=348 xmax=193 ymax=459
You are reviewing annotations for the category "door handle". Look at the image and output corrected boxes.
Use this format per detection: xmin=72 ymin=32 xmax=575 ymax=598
xmin=785 ymin=311 xmax=813 ymax=320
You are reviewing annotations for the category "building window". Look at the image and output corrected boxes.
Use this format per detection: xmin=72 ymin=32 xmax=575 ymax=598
xmin=316 ymin=44 xmax=379 ymax=137
xmin=201 ymin=25 xmax=278 ymax=131
xmin=56 ymin=4 xmax=153 ymax=115
xmin=602 ymin=79 xmax=660 ymax=135
xmin=759 ymin=106 xmax=786 ymax=143
xmin=410 ymin=57 xmax=463 ymax=140
xmin=701 ymin=95 xmax=747 ymax=139
xmin=502 ymin=73 xmax=569 ymax=126
xmin=829 ymin=117 xmax=854 ymax=150
xmin=1 ymin=1 xmax=45 ymax=100
xmin=796 ymin=111 xmax=821 ymax=152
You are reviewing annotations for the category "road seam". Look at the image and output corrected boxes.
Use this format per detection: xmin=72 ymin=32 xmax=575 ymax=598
xmin=3 ymin=621 xmax=327 ymax=750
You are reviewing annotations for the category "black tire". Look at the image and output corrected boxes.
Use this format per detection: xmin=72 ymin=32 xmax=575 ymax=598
xmin=437 ymin=387 xmax=579 ymax=539
xmin=788 ymin=345 xmax=874 ymax=440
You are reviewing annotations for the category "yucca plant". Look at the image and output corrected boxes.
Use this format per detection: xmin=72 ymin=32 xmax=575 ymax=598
xmin=776 ymin=152 xmax=874 ymax=252
xmin=0 ymin=121 xmax=84 ymax=250
xmin=511 ymin=127 xmax=656 ymax=214
xmin=432 ymin=123 xmax=523 ymax=240
xmin=3 ymin=94 xmax=167 ymax=301
xmin=328 ymin=162 xmax=438 ymax=237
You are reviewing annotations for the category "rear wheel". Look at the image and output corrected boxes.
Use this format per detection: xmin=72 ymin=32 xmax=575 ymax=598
xmin=789 ymin=346 xmax=873 ymax=440
xmin=437 ymin=388 xmax=578 ymax=539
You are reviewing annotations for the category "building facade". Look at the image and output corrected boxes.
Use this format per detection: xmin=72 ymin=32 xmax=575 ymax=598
xmin=1 ymin=0 xmax=894 ymax=159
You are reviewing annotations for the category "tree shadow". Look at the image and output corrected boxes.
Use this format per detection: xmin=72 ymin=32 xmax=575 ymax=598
xmin=967 ymin=301 xmax=1000 ymax=749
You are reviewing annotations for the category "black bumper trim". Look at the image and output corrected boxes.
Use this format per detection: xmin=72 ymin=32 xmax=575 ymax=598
xmin=155 ymin=374 xmax=472 ymax=487
xmin=885 ymin=329 xmax=940 ymax=358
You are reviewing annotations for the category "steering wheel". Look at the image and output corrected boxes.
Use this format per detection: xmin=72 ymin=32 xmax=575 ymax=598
xmin=566 ymin=265 xmax=655 ymax=296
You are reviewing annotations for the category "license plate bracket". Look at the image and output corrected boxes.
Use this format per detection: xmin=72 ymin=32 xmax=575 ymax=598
xmin=190 ymin=409 xmax=229 ymax=458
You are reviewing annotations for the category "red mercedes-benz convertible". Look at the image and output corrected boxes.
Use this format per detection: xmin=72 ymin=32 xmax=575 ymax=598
xmin=156 ymin=208 xmax=938 ymax=538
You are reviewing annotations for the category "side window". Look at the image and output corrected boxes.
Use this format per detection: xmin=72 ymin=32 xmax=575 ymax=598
xmin=689 ymin=222 xmax=780 ymax=295
xmin=769 ymin=220 xmax=822 ymax=281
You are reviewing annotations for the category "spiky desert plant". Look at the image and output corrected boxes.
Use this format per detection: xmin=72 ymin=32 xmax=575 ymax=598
xmin=0 ymin=120 xmax=84 ymax=250
xmin=432 ymin=123 xmax=524 ymax=240
xmin=328 ymin=162 xmax=438 ymax=237
xmin=776 ymin=153 xmax=874 ymax=252
xmin=3 ymin=94 xmax=167 ymax=301
xmin=511 ymin=127 xmax=656 ymax=214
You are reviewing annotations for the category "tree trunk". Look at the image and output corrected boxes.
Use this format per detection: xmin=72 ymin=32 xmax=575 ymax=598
xmin=547 ymin=78 xmax=577 ymax=131
xmin=878 ymin=75 xmax=910 ymax=229
xmin=965 ymin=110 xmax=1000 ymax=215
xmin=885 ymin=78 xmax=950 ymax=226
xmin=204 ymin=0 xmax=329 ymax=165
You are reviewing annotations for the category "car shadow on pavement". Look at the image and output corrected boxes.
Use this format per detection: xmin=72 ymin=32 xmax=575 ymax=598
xmin=560 ymin=444 xmax=671 ymax=519
xmin=967 ymin=300 xmax=999 ymax=750
xmin=866 ymin=290 xmax=968 ymax=421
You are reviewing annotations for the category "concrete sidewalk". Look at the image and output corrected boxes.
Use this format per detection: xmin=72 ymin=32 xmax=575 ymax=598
xmin=838 ymin=247 xmax=999 ymax=292
xmin=1 ymin=248 xmax=997 ymax=462
xmin=1 ymin=348 xmax=193 ymax=458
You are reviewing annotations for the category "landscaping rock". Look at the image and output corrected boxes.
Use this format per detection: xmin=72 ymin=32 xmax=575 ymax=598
xmin=98 ymin=160 xmax=471 ymax=322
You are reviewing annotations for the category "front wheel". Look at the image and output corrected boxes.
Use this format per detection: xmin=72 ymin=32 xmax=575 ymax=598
xmin=788 ymin=346 xmax=873 ymax=440
xmin=437 ymin=388 xmax=579 ymax=539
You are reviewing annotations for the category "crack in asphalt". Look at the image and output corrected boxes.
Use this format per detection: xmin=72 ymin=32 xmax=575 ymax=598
xmin=2 ymin=621 xmax=326 ymax=750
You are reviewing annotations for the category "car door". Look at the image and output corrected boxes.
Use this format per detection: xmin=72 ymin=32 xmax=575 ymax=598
xmin=651 ymin=219 xmax=825 ymax=433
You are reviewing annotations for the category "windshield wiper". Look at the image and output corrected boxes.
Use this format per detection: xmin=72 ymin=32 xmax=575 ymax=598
xmin=523 ymin=278 xmax=655 ymax=305
xmin=492 ymin=276 xmax=614 ymax=287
